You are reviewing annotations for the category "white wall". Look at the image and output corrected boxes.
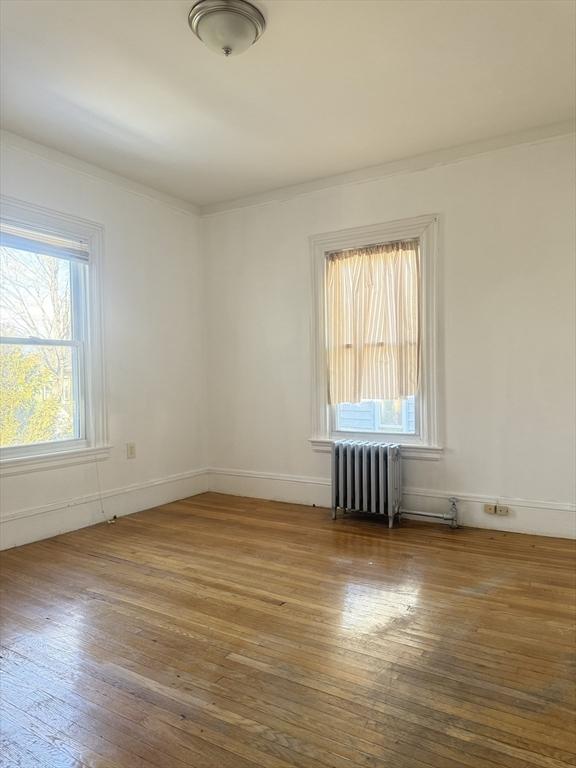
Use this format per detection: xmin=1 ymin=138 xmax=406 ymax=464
xmin=203 ymin=135 xmax=576 ymax=537
xmin=2 ymin=133 xmax=574 ymax=546
xmin=0 ymin=138 xmax=208 ymax=548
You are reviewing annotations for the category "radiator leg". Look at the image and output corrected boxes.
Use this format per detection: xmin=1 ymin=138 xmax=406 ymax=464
xmin=448 ymin=496 xmax=459 ymax=529
xmin=331 ymin=507 xmax=338 ymax=521
xmin=388 ymin=512 xmax=394 ymax=529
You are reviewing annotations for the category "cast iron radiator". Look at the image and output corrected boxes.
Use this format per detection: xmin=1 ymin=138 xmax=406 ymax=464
xmin=331 ymin=441 xmax=402 ymax=528
xmin=331 ymin=440 xmax=459 ymax=528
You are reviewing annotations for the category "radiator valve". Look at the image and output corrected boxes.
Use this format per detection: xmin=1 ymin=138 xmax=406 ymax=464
xmin=447 ymin=497 xmax=459 ymax=529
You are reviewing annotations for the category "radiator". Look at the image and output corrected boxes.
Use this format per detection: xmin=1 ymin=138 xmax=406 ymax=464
xmin=331 ymin=440 xmax=459 ymax=529
xmin=331 ymin=441 xmax=402 ymax=528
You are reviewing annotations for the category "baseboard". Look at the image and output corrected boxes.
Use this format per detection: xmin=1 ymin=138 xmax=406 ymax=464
xmin=207 ymin=467 xmax=576 ymax=539
xmin=0 ymin=468 xmax=210 ymax=550
xmin=401 ymin=488 xmax=576 ymax=539
xmin=3 ymin=466 xmax=574 ymax=548
xmin=207 ymin=467 xmax=331 ymax=507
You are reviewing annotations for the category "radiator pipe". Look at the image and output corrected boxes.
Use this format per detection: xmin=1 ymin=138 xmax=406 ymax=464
xmin=400 ymin=497 xmax=459 ymax=529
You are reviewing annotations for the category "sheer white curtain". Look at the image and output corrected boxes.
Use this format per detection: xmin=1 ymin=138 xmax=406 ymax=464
xmin=326 ymin=239 xmax=420 ymax=405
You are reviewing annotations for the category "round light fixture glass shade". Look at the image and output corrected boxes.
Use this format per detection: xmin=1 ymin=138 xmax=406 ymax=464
xmin=188 ymin=0 xmax=266 ymax=57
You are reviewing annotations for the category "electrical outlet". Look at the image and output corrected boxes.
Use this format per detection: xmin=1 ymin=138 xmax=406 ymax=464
xmin=484 ymin=504 xmax=496 ymax=515
xmin=126 ymin=442 xmax=136 ymax=459
xmin=496 ymin=504 xmax=509 ymax=516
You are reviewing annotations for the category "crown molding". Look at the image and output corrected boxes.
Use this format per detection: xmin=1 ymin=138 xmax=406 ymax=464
xmin=2 ymin=121 xmax=573 ymax=218
xmin=0 ymin=130 xmax=200 ymax=217
xmin=200 ymin=120 xmax=576 ymax=216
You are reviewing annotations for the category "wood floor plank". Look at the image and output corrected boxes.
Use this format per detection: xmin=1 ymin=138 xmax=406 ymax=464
xmin=1 ymin=491 xmax=575 ymax=767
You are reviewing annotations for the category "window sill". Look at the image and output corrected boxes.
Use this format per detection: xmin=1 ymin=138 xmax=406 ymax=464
xmin=0 ymin=445 xmax=112 ymax=477
xmin=309 ymin=437 xmax=443 ymax=461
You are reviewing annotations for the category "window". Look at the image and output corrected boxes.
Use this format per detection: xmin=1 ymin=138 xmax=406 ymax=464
xmin=335 ymin=397 xmax=416 ymax=434
xmin=0 ymin=199 xmax=107 ymax=466
xmin=310 ymin=215 xmax=440 ymax=455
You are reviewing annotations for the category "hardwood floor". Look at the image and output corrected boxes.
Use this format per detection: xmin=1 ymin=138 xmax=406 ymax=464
xmin=1 ymin=492 xmax=575 ymax=768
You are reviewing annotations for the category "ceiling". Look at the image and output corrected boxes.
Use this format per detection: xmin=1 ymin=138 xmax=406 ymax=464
xmin=1 ymin=0 xmax=574 ymax=208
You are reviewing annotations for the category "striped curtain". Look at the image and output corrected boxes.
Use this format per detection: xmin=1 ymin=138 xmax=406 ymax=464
xmin=326 ymin=239 xmax=420 ymax=405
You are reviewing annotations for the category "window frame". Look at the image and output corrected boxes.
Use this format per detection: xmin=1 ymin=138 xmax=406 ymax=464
xmin=0 ymin=196 xmax=109 ymax=473
xmin=334 ymin=396 xmax=417 ymax=436
xmin=309 ymin=214 xmax=442 ymax=460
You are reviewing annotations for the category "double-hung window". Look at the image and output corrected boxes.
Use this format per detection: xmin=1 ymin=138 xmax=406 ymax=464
xmin=0 ymin=199 xmax=107 ymax=466
xmin=310 ymin=215 xmax=440 ymax=456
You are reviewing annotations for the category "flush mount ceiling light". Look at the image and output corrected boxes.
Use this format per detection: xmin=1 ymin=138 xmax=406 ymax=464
xmin=188 ymin=0 xmax=266 ymax=57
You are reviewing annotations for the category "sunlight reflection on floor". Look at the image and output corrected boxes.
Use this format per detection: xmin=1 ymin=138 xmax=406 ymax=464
xmin=339 ymin=581 xmax=421 ymax=636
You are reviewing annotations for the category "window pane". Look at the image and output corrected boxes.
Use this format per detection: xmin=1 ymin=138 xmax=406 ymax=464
xmin=0 ymin=343 xmax=79 ymax=447
xmin=335 ymin=397 xmax=416 ymax=435
xmin=0 ymin=246 xmax=72 ymax=340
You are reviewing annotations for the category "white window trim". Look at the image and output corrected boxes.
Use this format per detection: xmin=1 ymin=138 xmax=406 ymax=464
xmin=0 ymin=196 xmax=110 ymax=473
xmin=309 ymin=214 xmax=442 ymax=461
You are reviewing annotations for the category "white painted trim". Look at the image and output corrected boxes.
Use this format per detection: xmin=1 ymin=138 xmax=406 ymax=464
xmin=0 ymin=468 xmax=210 ymax=549
xmin=201 ymin=121 xmax=576 ymax=215
xmin=206 ymin=467 xmax=576 ymax=538
xmin=401 ymin=488 xmax=576 ymax=539
xmin=206 ymin=467 xmax=330 ymax=508
xmin=308 ymin=438 xmax=443 ymax=461
xmin=3 ymin=124 xmax=572 ymax=216
xmin=209 ymin=466 xmax=329 ymax=486
xmin=1 ymin=437 xmax=88 ymax=462
xmin=309 ymin=215 xmax=441 ymax=449
xmin=402 ymin=486 xmax=576 ymax=514
xmin=2 ymin=467 xmax=574 ymax=548
xmin=0 ymin=445 xmax=112 ymax=477
xmin=1 ymin=468 xmax=208 ymax=524
xmin=0 ymin=130 xmax=199 ymax=216
xmin=0 ymin=195 xmax=109 ymax=462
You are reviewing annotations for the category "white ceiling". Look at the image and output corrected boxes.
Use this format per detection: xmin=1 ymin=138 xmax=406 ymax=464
xmin=1 ymin=0 xmax=574 ymax=207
